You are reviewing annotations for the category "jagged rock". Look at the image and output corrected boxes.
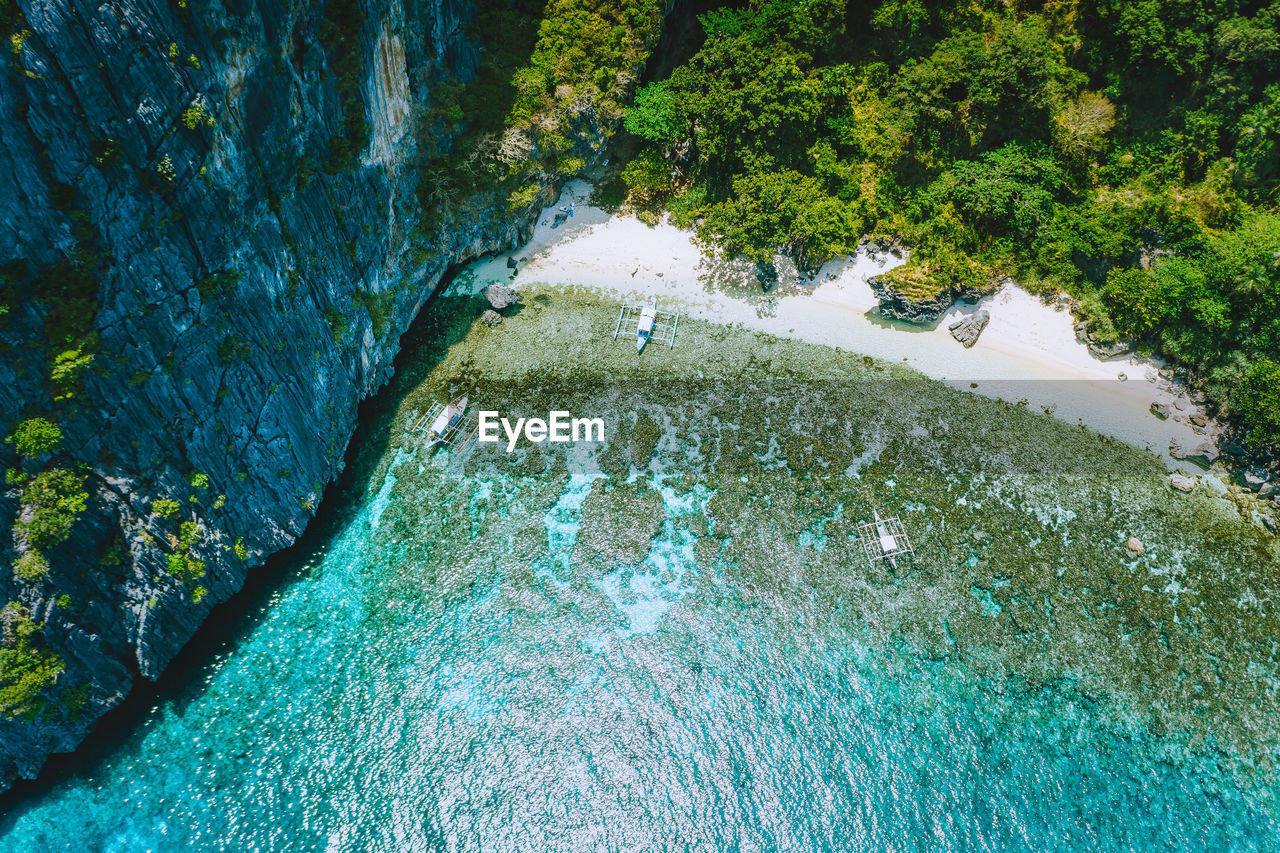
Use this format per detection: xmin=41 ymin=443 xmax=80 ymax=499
xmin=870 ymin=275 xmax=986 ymax=325
xmin=1241 ymin=467 xmax=1271 ymax=491
xmin=481 ymin=309 xmax=503 ymax=326
xmin=948 ymin=310 xmax=990 ymax=348
xmin=484 ymin=283 xmax=522 ymax=310
xmin=506 ymin=256 xmax=519 ymax=269
xmin=1260 ymin=482 xmax=1277 ymax=499
xmin=1150 ymin=402 xmax=1172 ymax=419
xmin=1169 ymin=437 xmax=1220 ymax=468
xmin=1087 ymin=338 xmax=1132 ymax=359
xmin=1126 ymin=536 xmax=1144 ymax=554
xmin=1170 ymin=473 xmax=1197 ymax=492
xmin=1264 ymin=514 xmax=1279 ymax=534
xmin=552 ymin=211 xmax=568 ymax=228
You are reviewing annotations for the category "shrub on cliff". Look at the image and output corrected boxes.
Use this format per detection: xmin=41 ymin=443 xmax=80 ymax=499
xmin=13 ymin=552 xmax=49 ymax=582
xmin=0 ymin=604 xmax=65 ymax=722
xmin=7 ymin=417 xmax=61 ymax=457
xmin=20 ymin=468 xmax=88 ymax=550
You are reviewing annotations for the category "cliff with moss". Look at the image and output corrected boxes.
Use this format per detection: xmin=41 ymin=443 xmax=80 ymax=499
xmin=0 ymin=0 xmax=667 ymax=787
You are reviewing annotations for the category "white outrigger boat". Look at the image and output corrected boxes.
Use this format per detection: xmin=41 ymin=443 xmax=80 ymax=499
xmin=412 ymin=394 xmax=477 ymax=453
xmin=854 ymin=509 xmax=915 ymax=569
xmin=613 ymin=297 xmax=678 ymax=352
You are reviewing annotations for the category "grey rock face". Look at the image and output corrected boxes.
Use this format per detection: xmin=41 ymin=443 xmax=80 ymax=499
xmin=948 ymin=310 xmax=989 ymax=348
xmin=484 ymin=283 xmax=522 ymax=310
xmin=1169 ymin=437 xmax=1220 ymax=468
xmin=0 ymin=0 xmax=647 ymax=788
xmin=870 ymin=276 xmax=986 ymax=325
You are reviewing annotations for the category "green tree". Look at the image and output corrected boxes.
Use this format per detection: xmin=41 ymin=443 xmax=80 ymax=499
xmin=702 ymin=168 xmax=856 ymax=268
xmin=928 ymin=143 xmax=1069 ymax=240
xmin=1104 ymin=267 xmax=1167 ymax=335
xmin=624 ymin=82 xmax=682 ymax=144
xmin=1233 ymin=358 xmax=1280 ymax=446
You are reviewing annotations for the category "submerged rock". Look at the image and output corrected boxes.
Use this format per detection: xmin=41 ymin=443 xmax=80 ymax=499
xmin=948 ymin=310 xmax=990 ymax=348
xmin=1150 ymin=402 xmax=1172 ymax=419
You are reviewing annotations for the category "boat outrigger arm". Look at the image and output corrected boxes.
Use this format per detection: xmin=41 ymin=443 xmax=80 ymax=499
xmin=412 ymin=394 xmax=478 ymax=454
xmin=613 ymin=297 xmax=679 ymax=352
xmin=854 ymin=510 xmax=915 ymax=568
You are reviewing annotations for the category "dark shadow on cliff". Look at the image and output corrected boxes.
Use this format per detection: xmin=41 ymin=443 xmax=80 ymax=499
xmin=0 ymin=262 xmax=495 ymax=815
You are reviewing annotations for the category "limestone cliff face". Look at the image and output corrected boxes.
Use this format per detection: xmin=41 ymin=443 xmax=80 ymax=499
xmin=0 ymin=0 xmax=651 ymax=787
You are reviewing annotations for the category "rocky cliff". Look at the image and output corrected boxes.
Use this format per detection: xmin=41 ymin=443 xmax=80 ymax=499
xmin=0 ymin=0 xmax=665 ymax=787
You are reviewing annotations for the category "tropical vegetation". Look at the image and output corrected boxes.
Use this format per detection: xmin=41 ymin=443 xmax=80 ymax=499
xmin=621 ymin=0 xmax=1280 ymax=438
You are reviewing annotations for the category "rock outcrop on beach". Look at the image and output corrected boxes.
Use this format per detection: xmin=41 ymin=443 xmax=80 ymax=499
xmin=948 ymin=310 xmax=990 ymax=348
xmin=1073 ymin=320 xmax=1133 ymax=359
xmin=869 ymin=274 xmax=986 ymax=325
xmin=0 ymin=0 xmax=665 ymax=788
xmin=1170 ymin=437 xmax=1220 ymax=468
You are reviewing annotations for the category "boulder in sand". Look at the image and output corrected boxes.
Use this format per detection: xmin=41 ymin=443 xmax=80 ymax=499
xmin=948 ymin=310 xmax=990 ymax=348
xmin=484 ymin=283 xmax=522 ymax=310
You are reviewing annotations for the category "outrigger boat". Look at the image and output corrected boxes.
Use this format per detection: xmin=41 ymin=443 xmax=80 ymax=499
xmin=412 ymin=394 xmax=478 ymax=453
xmin=854 ymin=509 xmax=915 ymax=569
xmin=613 ymin=297 xmax=678 ymax=352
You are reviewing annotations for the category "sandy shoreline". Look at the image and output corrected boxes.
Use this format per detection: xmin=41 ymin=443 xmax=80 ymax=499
xmin=449 ymin=181 xmax=1213 ymax=473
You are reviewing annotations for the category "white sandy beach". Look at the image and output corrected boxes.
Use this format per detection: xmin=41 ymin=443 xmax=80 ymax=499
xmin=449 ymin=182 xmax=1213 ymax=473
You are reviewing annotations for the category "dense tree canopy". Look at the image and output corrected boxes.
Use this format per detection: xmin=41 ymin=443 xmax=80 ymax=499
xmin=622 ymin=0 xmax=1280 ymax=438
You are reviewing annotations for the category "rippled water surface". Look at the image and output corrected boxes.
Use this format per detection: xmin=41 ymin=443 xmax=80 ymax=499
xmin=3 ymin=293 xmax=1278 ymax=851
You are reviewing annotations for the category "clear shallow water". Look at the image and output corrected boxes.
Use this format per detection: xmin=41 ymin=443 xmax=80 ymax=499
xmin=3 ymin=297 xmax=1278 ymax=851
xmin=1 ymin=452 xmax=1276 ymax=851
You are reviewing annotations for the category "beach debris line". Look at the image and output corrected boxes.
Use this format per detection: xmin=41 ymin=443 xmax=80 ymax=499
xmin=413 ymin=394 xmax=478 ymax=455
xmin=854 ymin=509 xmax=915 ymax=568
xmin=613 ymin=297 xmax=679 ymax=353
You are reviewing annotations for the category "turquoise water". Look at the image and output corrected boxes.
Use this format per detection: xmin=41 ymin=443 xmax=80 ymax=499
xmin=4 ymin=291 xmax=1279 ymax=851
xmin=1 ymin=444 xmax=1276 ymax=851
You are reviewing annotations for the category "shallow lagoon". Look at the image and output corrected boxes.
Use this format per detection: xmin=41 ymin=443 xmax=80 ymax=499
xmin=2 ymin=290 xmax=1277 ymax=851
